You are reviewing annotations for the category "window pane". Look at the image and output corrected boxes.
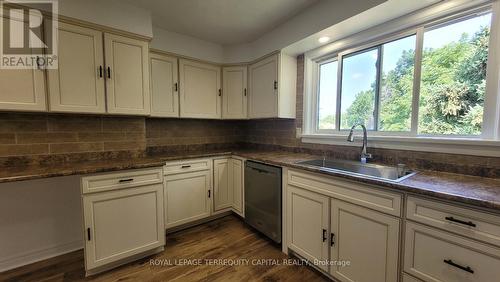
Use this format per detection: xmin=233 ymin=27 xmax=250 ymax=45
xmin=379 ymin=35 xmax=416 ymax=131
xmin=318 ymin=60 xmax=338 ymax=130
xmin=419 ymin=13 xmax=492 ymax=135
xmin=340 ymin=48 xmax=378 ymax=129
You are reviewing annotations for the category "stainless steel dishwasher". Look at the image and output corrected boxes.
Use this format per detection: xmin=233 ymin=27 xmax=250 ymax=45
xmin=244 ymin=161 xmax=282 ymax=243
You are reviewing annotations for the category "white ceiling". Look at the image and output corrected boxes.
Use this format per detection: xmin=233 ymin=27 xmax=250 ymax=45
xmin=124 ymin=0 xmax=319 ymax=45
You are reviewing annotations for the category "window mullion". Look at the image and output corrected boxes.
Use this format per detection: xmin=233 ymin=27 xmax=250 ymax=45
xmin=335 ymin=54 xmax=343 ymax=131
xmin=410 ymin=27 xmax=424 ymax=137
xmin=374 ymin=45 xmax=383 ymax=131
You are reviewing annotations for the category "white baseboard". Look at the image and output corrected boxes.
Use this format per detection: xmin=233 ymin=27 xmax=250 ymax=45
xmin=0 ymin=240 xmax=83 ymax=272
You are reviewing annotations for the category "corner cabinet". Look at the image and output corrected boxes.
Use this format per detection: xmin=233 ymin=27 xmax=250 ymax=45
xmin=213 ymin=157 xmax=245 ymax=215
xmin=150 ymin=53 xmax=179 ymax=117
xmin=179 ymin=59 xmax=221 ymax=119
xmin=104 ymin=33 xmax=150 ymax=115
xmin=213 ymin=158 xmax=234 ymax=211
xmin=47 ymin=22 xmax=106 ymax=114
xmin=248 ymin=53 xmax=296 ymax=119
xmin=222 ymin=66 xmax=247 ymax=119
xmin=81 ymin=168 xmax=165 ymax=276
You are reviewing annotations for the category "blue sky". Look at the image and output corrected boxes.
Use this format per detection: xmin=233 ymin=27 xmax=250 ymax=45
xmin=318 ymin=13 xmax=492 ymax=125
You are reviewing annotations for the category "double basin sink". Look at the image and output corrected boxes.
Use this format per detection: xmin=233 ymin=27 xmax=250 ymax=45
xmin=297 ymin=159 xmax=416 ymax=182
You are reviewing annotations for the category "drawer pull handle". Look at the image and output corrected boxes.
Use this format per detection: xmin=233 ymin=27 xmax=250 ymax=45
xmin=445 ymin=216 xmax=476 ymax=227
xmin=119 ymin=178 xmax=134 ymax=183
xmin=181 ymin=165 xmax=191 ymax=169
xmin=444 ymin=259 xmax=474 ymax=274
xmin=330 ymin=233 xmax=335 ymax=247
xmin=322 ymin=229 xmax=327 ymax=242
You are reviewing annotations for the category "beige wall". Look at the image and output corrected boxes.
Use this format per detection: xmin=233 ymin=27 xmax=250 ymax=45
xmin=0 ymin=176 xmax=82 ymax=272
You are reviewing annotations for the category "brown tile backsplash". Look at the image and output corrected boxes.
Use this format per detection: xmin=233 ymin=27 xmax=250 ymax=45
xmin=0 ymin=113 xmax=244 ymax=159
xmin=0 ymin=113 xmax=147 ymax=157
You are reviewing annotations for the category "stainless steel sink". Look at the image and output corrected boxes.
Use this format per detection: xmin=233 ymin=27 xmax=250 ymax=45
xmin=297 ymin=159 xmax=416 ymax=182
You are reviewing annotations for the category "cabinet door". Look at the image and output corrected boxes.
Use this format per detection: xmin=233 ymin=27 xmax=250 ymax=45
xmin=0 ymin=15 xmax=46 ymax=112
xmin=47 ymin=23 xmax=105 ymax=113
xmin=287 ymin=186 xmax=330 ymax=271
xmin=104 ymin=33 xmax=150 ymax=115
xmin=83 ymin=184 xmax=165 ymax=271
xmin=213 ymin=159 xmax=233 ymax=211
xmin=222 ymin=66 xmax=247 ymax=119
xmin=179 ymin=59 xmax=221 ymax=119
xmin=164 ymin=170 xmax=212 ymax=229
xmin=231 ymin=158 xmax=244 ymax=216
xmin=150 ymin=53 xmax=179 ymax=117
xmin=248 ymin=54 xmax=278 ymax=118
xmin=330 ymin=199 xmax=400 ymax=282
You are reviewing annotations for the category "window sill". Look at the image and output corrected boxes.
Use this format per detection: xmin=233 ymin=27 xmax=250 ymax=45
xmin=301 ymin=134 xmax=500 ymax=157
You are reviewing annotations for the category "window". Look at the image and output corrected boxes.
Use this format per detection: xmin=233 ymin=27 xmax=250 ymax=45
xmin=419 ymin=13 xmax=492 ymax=136
xmin=340 ymin=48 xmax=378 ymax=130
xmin=317 ymin=60 xmax=338 ymax=130
xmin=311 ymin=9 xmax=494 ymax=138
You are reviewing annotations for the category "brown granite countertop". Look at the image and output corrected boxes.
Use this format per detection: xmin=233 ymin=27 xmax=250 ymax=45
xmin=234 ymin=150 xmax=500 ymax=212
xmin=1 ymin=149 xmax=500 ymax=212
xmin=0 ymin=151 xmax=232 ymax=183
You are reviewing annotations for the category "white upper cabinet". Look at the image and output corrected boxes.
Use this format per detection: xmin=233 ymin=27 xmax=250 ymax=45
xmin=47 ymin=23 xmax=106 ymax=113
xmin=222 ymin=66 xmax=247 ymax=119
xmin=104 ymin=33 xmax=150 ymax=115
xmin=179 ymin=59 xmax=221 ymax=119
xmin=150 ymin=53 xmax=179 ymax=117
xmin=248 ymin=53 xmax=296 ymax=119
xmin=0 ymin=14 xmax=46 ymax=112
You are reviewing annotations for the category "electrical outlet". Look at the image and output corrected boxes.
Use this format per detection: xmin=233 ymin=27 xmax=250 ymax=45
xmin=296 ymin=127 xmax=302 ymax=138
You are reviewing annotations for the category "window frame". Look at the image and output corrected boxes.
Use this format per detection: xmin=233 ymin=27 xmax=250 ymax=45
xmin=305 ymin=3 xmax=499 ymax=140
xmin=314 ymin=56 xmax=339 ymax=134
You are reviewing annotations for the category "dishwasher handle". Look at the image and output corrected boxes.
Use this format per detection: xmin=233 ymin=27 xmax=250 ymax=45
xmin=247 ymin=166 xmax=272 ymax=174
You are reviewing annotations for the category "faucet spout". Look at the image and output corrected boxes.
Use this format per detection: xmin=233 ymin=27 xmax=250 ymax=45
xmin=347 ymin=123 xmax=372 ymax=163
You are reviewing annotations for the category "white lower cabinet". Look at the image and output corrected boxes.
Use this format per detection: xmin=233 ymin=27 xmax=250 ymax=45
xmin=287 ymin=186 xmax=330 ymax=272
xmin=81 ymin=168 xmax=165 ymax=275
xmin=213 ymin=158 xmax=245 ymax=215
xmin=286 ymin=169 xmax=401 ymax=281
xmin=404 ymin=222 xmax=500 ymax=282
xmin=214 ymin=158 xmax=233 ymax=211
xmin=164 ymin=169 xmax=212 ymax=229
xmin=231 ymin=158 xmax=244 ymax=216
xmin=330 ymin=199 xmax=400 ymax=282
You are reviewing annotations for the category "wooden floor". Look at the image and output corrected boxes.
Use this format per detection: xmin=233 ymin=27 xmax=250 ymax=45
xmin=0 ymin=215 xmax=328 ymax=282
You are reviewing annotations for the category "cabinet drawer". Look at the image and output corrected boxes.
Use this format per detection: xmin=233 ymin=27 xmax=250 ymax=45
xmin=407 ymin=196 xmax=500 ymax=247
xmin=287 ymin=169 xmax=402 ymax=216
xmin=82 ymin=168 xmax=163 ymax=194
xmin=163 ymin=158 xmax=212 ymax=175
xmin=404 ymin=222 xmax=500 ymax=282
